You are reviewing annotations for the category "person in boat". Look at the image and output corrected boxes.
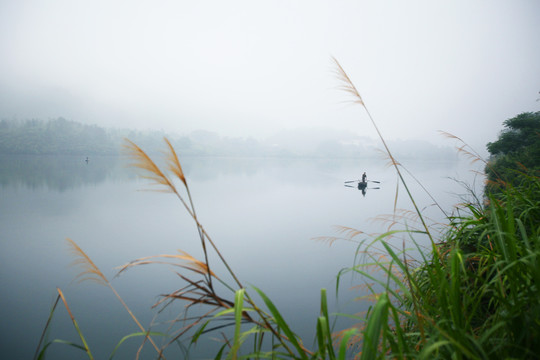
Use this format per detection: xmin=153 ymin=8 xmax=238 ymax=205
xmin=362 ymin=172 xmax=367 ymax=183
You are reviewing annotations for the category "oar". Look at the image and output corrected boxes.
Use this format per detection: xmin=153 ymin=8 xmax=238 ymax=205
xmin=344 ymin=180 xmax=381 ymax=184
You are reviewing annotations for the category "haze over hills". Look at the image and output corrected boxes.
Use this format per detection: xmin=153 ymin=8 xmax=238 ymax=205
xmin=0 ymin=118 xmax=457 ymax=160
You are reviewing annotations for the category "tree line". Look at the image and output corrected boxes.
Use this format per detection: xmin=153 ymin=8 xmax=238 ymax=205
xmin=0 ymin=117 xmax=457 ymax=159
xmin=485 ymin=111 xmax=540 ymax=192
xmin=0 ymin=118 xmax=117 ymax=155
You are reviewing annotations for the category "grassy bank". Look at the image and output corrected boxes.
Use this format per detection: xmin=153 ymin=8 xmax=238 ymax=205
xmin=339 ymin=172 xmax=540 ymax=359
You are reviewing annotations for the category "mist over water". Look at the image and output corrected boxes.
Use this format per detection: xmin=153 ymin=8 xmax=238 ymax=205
xmin=0 ymin=154 xmax=482 ymax=359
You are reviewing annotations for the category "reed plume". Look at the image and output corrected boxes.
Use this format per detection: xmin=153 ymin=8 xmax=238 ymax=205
xmin=123 ymin=139 xmax=176 ymax=193
xmin=67 ymin=238 xmax=107 ymax=285
xmin=163 ymin=137 xmax=186 ymax=186
xmin=66 ymin=238 xmax=165 ymax=358
xmin=116 ymin=250 xmax=217 ymax=279
xmin=332 ymin=57 xmax=365 ymax=107
xmin=439 ymin=131 xmax=486 ymax=165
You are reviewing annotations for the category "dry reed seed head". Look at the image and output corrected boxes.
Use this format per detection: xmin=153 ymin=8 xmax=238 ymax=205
xmin=66 ymin=238 xmax=108 ymax=286
xmin=311 ymin=236 xmax=341 ymax=246
xmin=175 ymin=250 xmax=216 ymax=277
xmin=331 ymin=56 xmax=365 ymax=107
xmin=385 ymin=158 xmax=401 ymax=169
xmin=334 ymin=225 xmax=365 ymax=239
xmin=116 ymin=251 xmax=218 ymax=279
xmin=163 ymin=137 xmax=187 ymax=186
xmin=438 ymin=130 xmax=462 ymax=141
xmin=122 ymin=138 xmax=177 ymax=192
xmin=333 ymin=325 xmax=365 ymax=351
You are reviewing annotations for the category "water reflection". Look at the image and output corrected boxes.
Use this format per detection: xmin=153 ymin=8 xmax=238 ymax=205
xmin=0 ymin=154 xmax=476 ymax=359
xmin=0 ymin=155 xmax=127 ymax=191
xmin=0 ymin=154 xmax=391 ymax=191
xmin=344 ymin=180 xmax=381 ymax=196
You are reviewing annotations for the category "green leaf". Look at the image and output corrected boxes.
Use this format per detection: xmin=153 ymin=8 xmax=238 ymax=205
xmin=361 ymin=293 xmax=389 ymax=360
xmin=109 ymin=331 xmax=167 ymax=360
xmin=230 ymin=288 xmax=246 ymax=360
xmin=338 ymin=328 xmax=358 ymax=360
xmin=252 ymin=286 xmax=309 ymax=360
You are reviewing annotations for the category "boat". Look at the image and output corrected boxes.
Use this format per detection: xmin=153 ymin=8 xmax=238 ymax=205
xmin=357 ymin=181 xmax=367 ymax=189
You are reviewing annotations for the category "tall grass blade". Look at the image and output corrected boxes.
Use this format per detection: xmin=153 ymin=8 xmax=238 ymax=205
xmin=252 ymin=286 xmax=309 ymax=360
xmin=57 ymin=287 xmax=94 ymax=359
xmin=338 ymin=328 xmax=359 ymax=360
xmin=231 ymin=288 xmax=246 ymax=360
xmin=108 ymin=332 xmax=167 ymax=360
xmin=360 ymin=292 xmax=389 ymax=360
xmin=319 ymin=288 xmax=336 ymax=360
xmin=34 ymin=294 xmax=61 ymax=360
xmin=37 ymin=339 xmax=89 ymax=360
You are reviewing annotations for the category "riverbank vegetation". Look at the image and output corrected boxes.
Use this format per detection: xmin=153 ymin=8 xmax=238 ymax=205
xmin=485 ymin=111 xmax=540 ymax=192
xmin=34 ymin=63 xmax=539 ymax=358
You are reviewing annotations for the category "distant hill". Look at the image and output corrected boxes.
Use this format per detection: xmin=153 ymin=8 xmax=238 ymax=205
xmin=0 ymin=118 xmax=457 ymax=160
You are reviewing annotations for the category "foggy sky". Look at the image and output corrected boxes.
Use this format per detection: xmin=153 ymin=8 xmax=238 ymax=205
xmin=1 ymin=0 xmax=539 ymax=154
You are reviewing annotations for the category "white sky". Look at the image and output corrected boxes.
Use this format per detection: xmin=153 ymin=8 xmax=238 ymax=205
xmin=1 ymin=0 xmax=539 ymax=152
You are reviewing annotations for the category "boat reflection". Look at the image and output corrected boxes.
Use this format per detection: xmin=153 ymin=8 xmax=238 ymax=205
xmin=344 ymin=181 xmax=380 ymax=197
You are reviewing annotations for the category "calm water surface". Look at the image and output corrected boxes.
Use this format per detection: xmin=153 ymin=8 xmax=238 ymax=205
xmin=0 ymin=154 xmax=482 ymax=359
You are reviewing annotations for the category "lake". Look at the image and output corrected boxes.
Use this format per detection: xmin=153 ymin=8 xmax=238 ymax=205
xmin=0 ymin=153 xmax=483 ymax=359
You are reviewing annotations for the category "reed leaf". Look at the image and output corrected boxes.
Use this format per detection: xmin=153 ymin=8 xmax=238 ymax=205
xmin=108 ymin=331 xmax=168 ymax=360
xmin=33 ymin=294 xmax=61 ymax=360
xmin=252 ymin=286 xmax=309 ymax=360
xmin=360 ymin=292 xmax=389 ymax=360
xmin=338 ymin=328 xmax=358 ymax=360
xmin=57 ymin=287 xmax=94 ymax=359
xmin=36 ymin=339 xmax=89 ymax=360
xmin=230 ymin=288 xmax=245 ymax=360
xmin=319 ymin=288 xmax=336 ymax=360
